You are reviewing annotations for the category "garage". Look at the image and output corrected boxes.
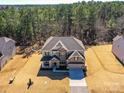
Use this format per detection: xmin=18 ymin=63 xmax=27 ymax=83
xmin=68 ymin=62 xmax=84 ymax=69
xmin=69 ymin=68 xmax=84 ymax=79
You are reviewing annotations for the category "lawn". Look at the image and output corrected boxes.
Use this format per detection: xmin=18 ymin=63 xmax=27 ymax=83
xmin=86 ymin=45 xmax=124 ymax=93
xmin=1 ymin=45 xmax=124 ymax=93
xmin=0 ymin=53 xmax=69 ymax=93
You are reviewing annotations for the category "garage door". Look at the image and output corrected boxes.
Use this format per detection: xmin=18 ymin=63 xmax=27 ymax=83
xmin=68 ymin=64 xmax=83 ymax=69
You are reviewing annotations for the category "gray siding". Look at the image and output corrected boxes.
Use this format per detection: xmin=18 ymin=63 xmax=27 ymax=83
xmin=0 ymin=37 xmax=16 ymax=70
xmin=68 ymin=57 xmax=84 ymax=62
xmin=112 ymin=36 xmax=124 ymax=63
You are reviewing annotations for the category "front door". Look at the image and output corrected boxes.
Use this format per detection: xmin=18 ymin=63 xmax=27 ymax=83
xmin=52 ymin=61 xmax=60 ymax=68
xmin=53 ymin=62 xmax=57 ymax=67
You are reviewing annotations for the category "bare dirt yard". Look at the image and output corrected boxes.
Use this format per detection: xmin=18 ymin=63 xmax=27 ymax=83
xmin=0 ymin=53 xmax=69 ymax=93
xmin=1 ymin=45 xmax=124 ymax=93
xmin=86 ymin=45 xmax=124 ymax=93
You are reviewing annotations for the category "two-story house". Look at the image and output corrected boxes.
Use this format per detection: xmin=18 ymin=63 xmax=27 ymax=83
xmin=41 ymin=36 xmax=86 ymax=70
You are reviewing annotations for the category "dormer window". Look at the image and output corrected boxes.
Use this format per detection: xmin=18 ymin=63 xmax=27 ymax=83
xmin=74 ymin=57 xmax=78 ymax=61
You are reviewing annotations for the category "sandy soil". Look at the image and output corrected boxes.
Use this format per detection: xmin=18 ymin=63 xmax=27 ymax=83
xmin=1 ymin=45 xmax=124 ymax=93
xmin=86 ymin=45 xmax=124 ymax=93
xmin=0 ymin=53 xmax=69 ymax=93
xmin=0 ymin=55 xmax=28 ymax=93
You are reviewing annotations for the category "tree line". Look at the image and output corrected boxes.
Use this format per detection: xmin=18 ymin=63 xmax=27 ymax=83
xmin=0 ymin=1 xmax=124 ymax=46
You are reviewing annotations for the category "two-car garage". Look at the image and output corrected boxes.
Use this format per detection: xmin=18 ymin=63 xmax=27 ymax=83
xmin=67 ymin=62 xmax=85 ymax=69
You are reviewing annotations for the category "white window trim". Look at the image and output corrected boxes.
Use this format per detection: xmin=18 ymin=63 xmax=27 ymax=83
xmin=68 ymin=50 xmax=84 ymax=60
xmin=51 ymin=40 xmax=68 ymax=51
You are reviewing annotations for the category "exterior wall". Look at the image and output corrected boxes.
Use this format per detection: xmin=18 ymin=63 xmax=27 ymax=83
xmin=68 ymin=57 xmax=84 ymax=62
xmin=41 ymin=50 xmax=85 ymax=69
xmin=0 ymin=39 xmax=16 ymax=71
xmin=42 ymin=60 xmax=60 ymax=68
xmin=112 ymin=38 xmax=124 ymax=64
xmin=12 ymin=47 xmax=16 ymax=57
xmin=67 ymin=63 xmax=84 ymax=69
xmin=67 ymin=56 xmax=85 ymax=69
xmin=42 ymin=51 xmax=58 ymax=56
xmin=0 ymin=38 xmax=5 ymax=52
xmin=42 ymin=61 xmax=50 ymax=68
xmin=49 ymin=60 xmax=60 ymax=68
xmin=3 ymin=41 xmax=16 ymax=57
xmin=0 ymin=56 xmax=8 ymax=70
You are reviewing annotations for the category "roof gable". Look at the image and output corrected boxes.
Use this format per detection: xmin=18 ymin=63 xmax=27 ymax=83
xmin=113 ymin=35 xmax=123 ymax=42
xmin=50 ymin=57 xmax=60 ymax=61
xmin=41 ymin=55 xmax=60 ymax=61
xmin=2 ymin=37 xmax=15 ymax=43
xmin=51 ymin=40 xmax=68 ymax=51
xmin=68 ymin=50 xmax=84 ymax=60
xmin=0 ymin=37 xmax=15 ymax=53
xmin=42 ymin=37 xmax=85 ymax=51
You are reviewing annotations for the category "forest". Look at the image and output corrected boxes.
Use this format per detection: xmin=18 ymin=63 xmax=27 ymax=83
xmin=0 ymin=1 xmax=124 ymax=46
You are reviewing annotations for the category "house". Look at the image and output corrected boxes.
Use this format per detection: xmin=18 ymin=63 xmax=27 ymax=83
xmin=112 ymin=35 xmax=124 ymax=64
xmin=0 ymin=37 xmax=16 ymax=70
xmin=41 ymin=36 xmax=86 ymax=70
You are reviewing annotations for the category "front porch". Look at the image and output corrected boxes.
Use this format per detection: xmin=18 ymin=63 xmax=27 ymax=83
xmin=42 ymin=61 xmax=68 ymax=69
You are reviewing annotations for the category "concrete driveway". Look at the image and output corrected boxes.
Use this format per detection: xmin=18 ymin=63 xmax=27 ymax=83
xmin=69 ymin=68 xmax=88 ymax=93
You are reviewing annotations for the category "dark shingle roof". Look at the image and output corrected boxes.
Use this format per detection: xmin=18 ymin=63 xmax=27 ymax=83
xmin=41 ymin=55 xmax=60 ymax=61
xmin=42 ymin=37 xmax=85 ymax=51
xmin=113 ymin=35 xmax=124 ymax=42
xmin=2 ymin=37 xmax=15 ymax=42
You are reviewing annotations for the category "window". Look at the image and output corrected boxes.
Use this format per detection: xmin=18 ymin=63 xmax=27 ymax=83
xmin=52 ymin=51 xmax=59 ymax=56
xmin=44 ymin=61 xmax=49 ymax=66
xmin=60 ymin=61 xmax=65 ymax=64
xmin=44 ymin=52 xmax=49 ymax=56
xmin=74 ymin=57 xmax=78 ymax=61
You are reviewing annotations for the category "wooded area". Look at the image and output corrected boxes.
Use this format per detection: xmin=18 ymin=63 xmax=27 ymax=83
xmin=0 ymin=1 xmax=124 ymax=46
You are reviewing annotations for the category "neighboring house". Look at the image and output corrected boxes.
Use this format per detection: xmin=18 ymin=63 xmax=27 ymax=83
xmin=0 ymin=37 xmax=16 ymax=70
xmin=112 ymin=35 xmax=124 ymax=64
xmin=41 ymin=36 xmax=86 ymax=70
